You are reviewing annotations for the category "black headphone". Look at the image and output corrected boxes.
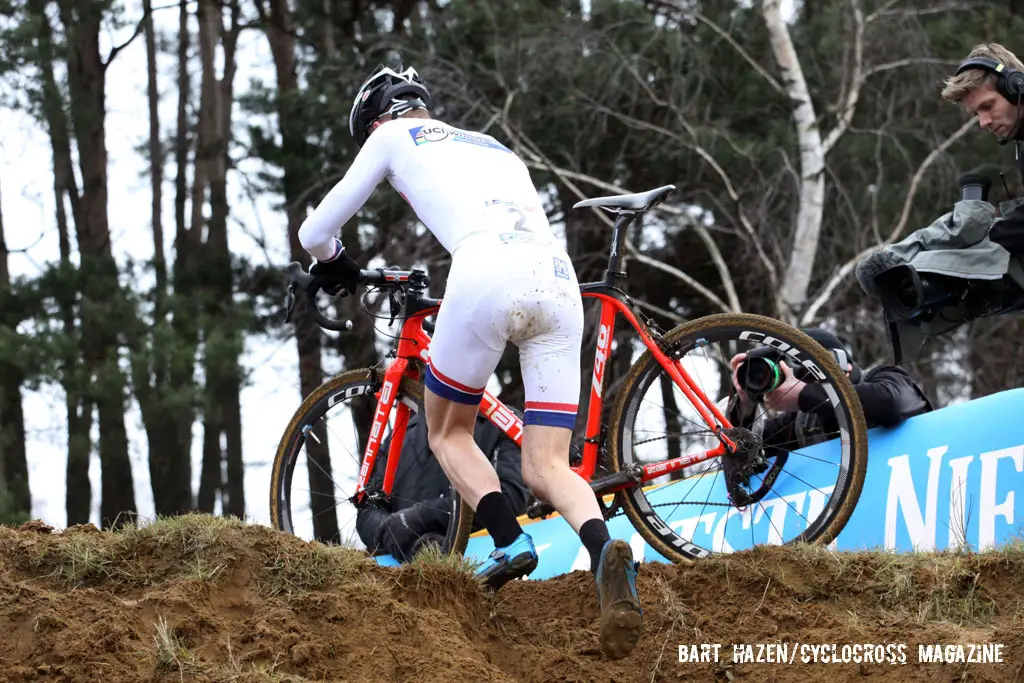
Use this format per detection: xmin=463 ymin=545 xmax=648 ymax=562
xmin=955 ymin=57 xmax=1024 ymax=102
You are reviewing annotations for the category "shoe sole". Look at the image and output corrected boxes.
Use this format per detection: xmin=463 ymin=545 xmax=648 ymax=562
xmin=600 ymin=604 xmax=643 ymax=660
xmin=598 ymin=541 xmax=643 ymax=660
xmin=482 ymin=552 xmax=538 ymax=592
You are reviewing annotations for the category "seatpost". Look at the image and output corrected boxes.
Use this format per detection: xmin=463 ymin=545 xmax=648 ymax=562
xmin=605 ymin=210 xmax=638 ymax=285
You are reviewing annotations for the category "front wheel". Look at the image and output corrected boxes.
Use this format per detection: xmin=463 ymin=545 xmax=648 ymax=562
xmin=270 ymin=368 xmax=474 ymax=557
xmin=608 ymin=313 xmax=868 ymax=562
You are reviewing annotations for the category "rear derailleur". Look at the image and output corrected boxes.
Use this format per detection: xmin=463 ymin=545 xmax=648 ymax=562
xmin=719 ymin=426 xmax=772 ymax=508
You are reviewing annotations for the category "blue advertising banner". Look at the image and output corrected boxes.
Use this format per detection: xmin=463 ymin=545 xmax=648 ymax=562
xmin=377 ymin=389 xmax=1024 ymax=578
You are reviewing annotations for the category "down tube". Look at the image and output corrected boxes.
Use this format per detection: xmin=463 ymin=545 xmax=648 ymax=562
xmin=355 ymin=358 xmax=408 ymax=496
xmin=578 ymin=298 xmax=617 ymax=481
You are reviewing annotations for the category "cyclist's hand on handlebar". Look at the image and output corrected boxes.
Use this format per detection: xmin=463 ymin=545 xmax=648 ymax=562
xmin=310 ymin=248 xmax=361 ymax=297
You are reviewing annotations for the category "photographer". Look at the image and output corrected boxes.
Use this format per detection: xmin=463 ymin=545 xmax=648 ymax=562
xmin=729 ymin=329 xmax=933 ymax=449
xmin=355 ymin=409 xmax=530 ymax=562
xmin=942 ymin=43 xmax=1024 ymax=254
xmin=942 ymin=43 xmax=1024 ymax=156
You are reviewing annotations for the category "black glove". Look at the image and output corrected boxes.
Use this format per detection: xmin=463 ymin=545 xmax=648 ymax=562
xmin=309 ymin=247 xmax=361 ymax=297
xmin=991 ymin=212 xmax=1024 ymax=256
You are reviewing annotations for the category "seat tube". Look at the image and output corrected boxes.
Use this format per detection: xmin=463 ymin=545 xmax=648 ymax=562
xmin=580 ymin=299 xmax=617 ymax=479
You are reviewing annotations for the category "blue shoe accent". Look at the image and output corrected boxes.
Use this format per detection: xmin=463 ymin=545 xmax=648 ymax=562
xmin=476 ymin=533 xmax=538 ymax=591
xmin=373 ymin=554 xmax=402 ymax=567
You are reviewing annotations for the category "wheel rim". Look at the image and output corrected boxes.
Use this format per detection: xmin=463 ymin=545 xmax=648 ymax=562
xmin=276 ymin=376 xmax=463 ymax=555
xmin=616 ymin=321 xmax=862 ymax=557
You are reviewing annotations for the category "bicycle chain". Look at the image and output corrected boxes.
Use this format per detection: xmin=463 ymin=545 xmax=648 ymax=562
xmin=601 ymin=488 xmax=736 ymax=522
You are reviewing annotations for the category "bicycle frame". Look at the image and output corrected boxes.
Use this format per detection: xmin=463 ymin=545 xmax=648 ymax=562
xmin=353 ymin=210 xmax=739 ymax=506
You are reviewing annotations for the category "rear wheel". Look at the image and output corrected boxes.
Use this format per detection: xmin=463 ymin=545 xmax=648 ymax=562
xmin=608 ymin=313 xmax=868 ymax=562
xmin=270 ymin=369 xmax=474 ymax=556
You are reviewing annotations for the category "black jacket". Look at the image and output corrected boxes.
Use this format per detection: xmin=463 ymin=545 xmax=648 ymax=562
xmin=763 ymin=364 xmax=933 ymax=449
xmin=355 ymin=411 xmax=529 ymax=561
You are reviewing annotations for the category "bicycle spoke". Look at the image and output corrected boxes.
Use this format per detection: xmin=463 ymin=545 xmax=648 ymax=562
xmin=610 ymin=315 xmax=866 ymax=559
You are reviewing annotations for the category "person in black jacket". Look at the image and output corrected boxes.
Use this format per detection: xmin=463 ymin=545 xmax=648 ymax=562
xmin=940 ymin=43 xmax=1024 ymax=260
xmin=728 ymin=328 xmax=933 ymax=451
xmin=355 ymin=409 xmax=530 ymax=562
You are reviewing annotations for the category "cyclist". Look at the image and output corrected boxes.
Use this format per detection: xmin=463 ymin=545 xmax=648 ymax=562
xmin=297 ymin=65 xmax=642 ymax=659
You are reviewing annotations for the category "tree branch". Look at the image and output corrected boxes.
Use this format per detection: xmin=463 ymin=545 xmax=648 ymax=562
xmin=104 ymin=1 xmax=185 ymax=68
xmin=586 ymin=96 xmax=779 ymax=288
xmin=625 ymin=245 xmax=731 ymax=313
xmin=872 ymin=2 xmax=987 ymax=20
xmin=821 ymin=0 xmax=864 ymax=155
xmin=861 ymin=57 xmax=962 ymax=79
xmin=648 ymin=0 xmax=785 ymax=97
xmin=520 ymin=161 xmax=741 ymax=312
xmin=631 ymin=297 xmax=688 ymax=325
xmin=799 ymin=117 xmax=976 ymax=325
xmin=863 ymin=0 xmax=902 ymax=23
xmin=494 ymin=115 xmax=734 ymax=314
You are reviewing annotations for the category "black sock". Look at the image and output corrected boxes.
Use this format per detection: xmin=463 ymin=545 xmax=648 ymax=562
xmin=580 ymin=518 xmax=612 ymax=574
xmin=476 ymin=491 xmax=523 ymax=548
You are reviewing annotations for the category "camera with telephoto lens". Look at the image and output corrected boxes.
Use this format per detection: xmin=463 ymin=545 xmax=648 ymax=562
xmin=873 ymin=264 xmax=970 ymax=321
xmin=869 ymin=173 xmax=1024 ymax=323
xmin=736 ymin=347 xmax=787 ymax=399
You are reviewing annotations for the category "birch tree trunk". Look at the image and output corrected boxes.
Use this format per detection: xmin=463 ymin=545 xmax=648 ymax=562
xmin=762 ymin=0 xmax=826 ymax=322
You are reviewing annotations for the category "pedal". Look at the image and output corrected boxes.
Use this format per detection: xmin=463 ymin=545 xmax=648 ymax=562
xmin=526 ymin=499 xmax=555 ymax=520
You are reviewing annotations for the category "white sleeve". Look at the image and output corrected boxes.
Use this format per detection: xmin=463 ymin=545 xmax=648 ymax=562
xmin=297 ymin=129 xmax=393 ymax=261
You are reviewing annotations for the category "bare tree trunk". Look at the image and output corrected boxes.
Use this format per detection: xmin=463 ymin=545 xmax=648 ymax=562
xmin=194 ymin=0 xmax=220 ymax=514
xmin=0 ymin=179 xmax=28 ymax=515
xmin=128 ymin=0 xmax=194 ymax=517
xmin=58 ymin=0 xmax=137 ymax=528
xmin=659 ymin=374 xmax=684 ymax=481
xmin=170 ymin=0 xmax=202 ymax=511
xmin=29 ymin=0 xmax=92 ymax=525
xmin=217 ymin=0 xmax=244 ymax=518
xmin=320 ymin=0 xmax=336 ymax=56
xmin=263 ymin=0 xmax=338 ymax=541
xmin=143 ymin=0 xmax=167 ymax=307
xmin=195 ymin=0 xmax=245 ymax=517
xmin=762 ymin=0 xmax=826 ymax=322
xmin=174 ymin=0 xmax=191 ymax=251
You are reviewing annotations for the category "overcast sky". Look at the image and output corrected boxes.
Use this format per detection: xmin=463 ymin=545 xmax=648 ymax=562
xmin=1 ymin=4 xmax=295 ymax=528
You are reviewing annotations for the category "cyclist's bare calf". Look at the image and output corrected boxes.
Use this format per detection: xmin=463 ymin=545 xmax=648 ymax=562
xmin=520 ymin=424 xmax=603 ymax=532
xmin=424 ymin=391 xmax=502 ymax=507
xmin=424 ymin=386 xmax=533 ymax=584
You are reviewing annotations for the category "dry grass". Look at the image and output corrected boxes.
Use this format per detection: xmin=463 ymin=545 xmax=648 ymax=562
xmin=260 ymin=541 xmax=373 ymax=598
xmin=153 ymin=615 xmax=195 ymax=674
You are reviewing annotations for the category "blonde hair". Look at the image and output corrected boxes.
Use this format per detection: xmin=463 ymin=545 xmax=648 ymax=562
xmin=941 ymin=43 xmax=1024 ymax=102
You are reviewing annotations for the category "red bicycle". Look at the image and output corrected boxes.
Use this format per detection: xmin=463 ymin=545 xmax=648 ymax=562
xmin=271 ymin=185 xmax=868 ymax=562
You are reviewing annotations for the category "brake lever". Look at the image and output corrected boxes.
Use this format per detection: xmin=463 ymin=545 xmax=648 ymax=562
xmin=284 ymin=283 xmax=297 ymax=324
xmin=387 ymin=289 xmax=401 ymax=327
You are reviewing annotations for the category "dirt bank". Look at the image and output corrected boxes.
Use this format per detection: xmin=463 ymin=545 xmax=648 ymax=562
xmin=0 ymin=515 xmax=1019 ymax=682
